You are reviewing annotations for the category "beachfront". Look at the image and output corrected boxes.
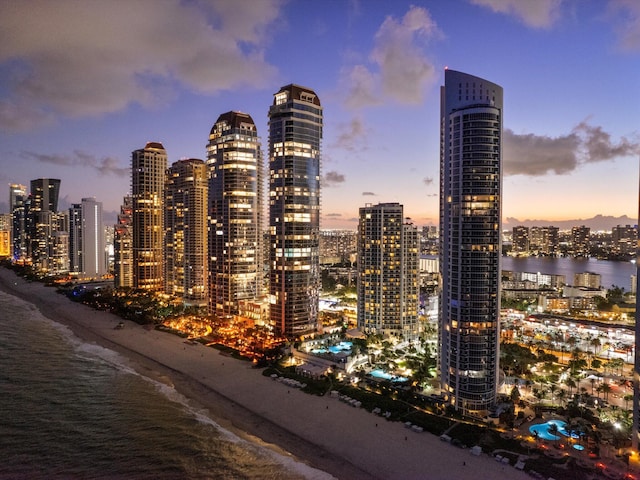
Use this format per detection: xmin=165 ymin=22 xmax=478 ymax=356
xmin=0 ymin=268 xmax=529 ymax=480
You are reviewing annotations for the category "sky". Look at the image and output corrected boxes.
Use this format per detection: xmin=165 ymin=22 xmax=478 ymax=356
xmin=1 ymin=0 xmax=639 ymax=230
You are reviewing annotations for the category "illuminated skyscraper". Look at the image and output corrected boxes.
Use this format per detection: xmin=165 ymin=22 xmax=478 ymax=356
xmin=207 ymin=112 xmax=263 ymax=316
xmin=9 ymin=183 xmax=27 ymax=261
xmin=268 ymin=84 xmax=322 ymax=338
xmin=165 ymin=158 xmax=208 ymax=307
xmin=114 ymin=196 xmax=134 ymax=288
xmin=26 ymin=178 xmax=61 ymax=270
xmin=131 ymin=142 xmax=166 ymax=291
xmin=439 ymin=69 xmax=503 ymax=413
xmin=357 ymin=203 xmax=419 ymax=340
xmin=511 ymin=226 xmax=529 ymax=255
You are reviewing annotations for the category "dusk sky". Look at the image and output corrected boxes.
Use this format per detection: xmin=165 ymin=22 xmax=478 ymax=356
xmin=1 ymin=0 xmax=639 ymax=229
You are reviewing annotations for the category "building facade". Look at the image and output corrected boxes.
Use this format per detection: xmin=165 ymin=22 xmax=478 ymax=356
xmin=10 ymin=183 xmax=27 ymax=261
xmin=207 ymin=112 xmax=263 ymax=316
xmin=530 ymin=226 xmax=559 ymax=256
xmin=165 ymin=159 xmax=208 ymax=307
xmin=131 ymin=142 xmax=167 ymax=291
xmin=357 ymin=203 xmax=419 ymax=340
xmin=26 ymin=178 xmax=62 ymax=271
xmin=511 ymin=226 xmax=529 ymax=255
xmin=439 ymin=69 xmax=502 ymax=413
xmin=571 ymin=225 xmax=590 ymax=257
xmin=114 ymin=196 xmax=134 ymax=288
xmin=268 ymin=84 xmax=322 ymax=338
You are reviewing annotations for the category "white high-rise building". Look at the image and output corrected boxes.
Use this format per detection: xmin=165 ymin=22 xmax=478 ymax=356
xmin=439 ymin=69 xmax=503 ymax=413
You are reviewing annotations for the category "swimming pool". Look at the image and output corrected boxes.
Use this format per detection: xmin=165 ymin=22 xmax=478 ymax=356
xmin=369 ymin=369 xmax=408 ymax=383
xmin=311 ymin=341 xmax=352 ymax=355
xmin=529 ymin=419 xmax=579 ymax=441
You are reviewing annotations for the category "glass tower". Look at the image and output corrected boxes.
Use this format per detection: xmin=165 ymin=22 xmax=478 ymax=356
xmin=207 ymin=111 xmax=263 ymax=316
xmin=165 ymin=159 xmax=208 ymax=307
xmin=439 ymin=69 xmax=503 ymax=413
xmin=131 ymin=142 xmax=166 ymax=291
xmin=268 ymin=84 xmax=322 ymax=338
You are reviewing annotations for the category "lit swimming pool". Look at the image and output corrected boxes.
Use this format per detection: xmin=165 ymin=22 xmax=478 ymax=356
xmin=529 ymin=419 xmax=579 ymax=441
xmin=369 ymin=369 xmax=408 ymax=383
xmin=311 ymin=341 xmax=352 ymax=355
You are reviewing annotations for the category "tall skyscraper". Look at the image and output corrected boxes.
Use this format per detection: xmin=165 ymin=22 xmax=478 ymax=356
xmin=439 ymin=69 xmax=503 ymax=413
xmin=26 ymin=178 xmax=61 ymax=270
xmin=165 ymin=158 xmax=208 ymax=307
xmin=207 ymin=111 xmax=263 ymax=316
xmin=114 ymin=196 xmax=134 ymax=288
xmin=357 ymin=202 xmax=419 ymax=340
xmin=9 ymin=183 xmax=27 ymax=261
xmin=131 ymin=142 xmax=167 ymax=291
xmin=268 ymin=84 xmax=322 ymax=338
xmin=74 ymin=197 xmax=106 ymax=279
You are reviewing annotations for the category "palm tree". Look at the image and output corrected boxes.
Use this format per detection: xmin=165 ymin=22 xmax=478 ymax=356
xmin=597 ymin=383 xmax=612 ymax=402
xmin=623 ymin=394 xmax=633 ymax=410
xmin=565 ymin=377 xmax=577 ymax=397
xmin=556 ymin=389 xmax=567 ymax=407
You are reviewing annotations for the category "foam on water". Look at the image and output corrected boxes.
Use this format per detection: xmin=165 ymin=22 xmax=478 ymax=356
xmin=0 ymin=287 xmax=336 ymax=480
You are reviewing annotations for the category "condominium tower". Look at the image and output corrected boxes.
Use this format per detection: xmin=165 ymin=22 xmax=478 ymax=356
xmin=357 ymin=202 xmax=419 ymax=340
xmin=9 ymin=183 xmax=27 ymax=261
xmin=69 ymin=197 xmax=107 ymax=279
xmin=131 ymin=142 xmax=167 ymax=291
xmin=165 ymin=158 xmax=208 ymax=307
xmin=207 ymin=112 xmax=263 ymax=316
xmin=268 ymin=84 xmax=322 ymax=338
xmin=439 ymin=69 xmax=503 ymax=413
xmin=114 ymin=196 xmax=134 ymax=288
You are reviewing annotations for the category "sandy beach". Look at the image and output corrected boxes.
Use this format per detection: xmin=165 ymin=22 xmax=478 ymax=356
xmin=0 ymin=267 xmax=531 ymax=480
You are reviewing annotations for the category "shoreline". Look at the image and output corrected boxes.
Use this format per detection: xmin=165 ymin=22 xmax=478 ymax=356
xmin=0 ymin=267 xmax=529 ymax=480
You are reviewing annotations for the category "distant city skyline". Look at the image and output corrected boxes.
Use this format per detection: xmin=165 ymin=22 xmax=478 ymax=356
xmin=1 ymin=1 xmax=639 ymax=228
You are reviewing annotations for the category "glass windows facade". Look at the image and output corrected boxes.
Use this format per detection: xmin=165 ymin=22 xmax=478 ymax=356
xmin=207 ymin=112 xmax=263 ymax=316
xmin=439 ymin=70 xmax=503 ymax=413
xmin=268 ymin=85 xmax=322 ymax=338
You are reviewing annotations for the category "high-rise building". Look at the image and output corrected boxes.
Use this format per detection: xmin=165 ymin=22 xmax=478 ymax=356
xmin=511 ymin=226 xmax=529 ymax=255
xmin=439 ymin=69 xmax=503 ymax=413
xmin=529 ymin=226 xmax=559 ymax=255
xmin=612 ymin=224 xmax=637 ymax=257
xmin=114 ymin=196 xmax=134 ymax=288
xmin=268 ymin=84 xmax=322 ymax=338
xmin=571 ymin=225 xmax=590 ymax=257
xmin=70 ymin=199 xmax=107 ymax=278
xmin=131 ymin=142 xmax=167 ymax=291
xmin=0 ymin=213 xmax=11 ymax=258
xmin=357 ymin=203 xmax=419 ymax=340
xmin=26 ymin=178 xmax=62 ymax=270
xmin=207 ymin=112 xmax=263 ymax=316
xmin=9 ymin=183 xmax=27 ymax=261
xmin=165 ymin=159 xmax=208 ymax=307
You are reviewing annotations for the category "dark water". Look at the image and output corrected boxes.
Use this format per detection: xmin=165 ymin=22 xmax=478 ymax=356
xmin=501 ymin=256 xmax=637 ymax=290
xmin=0 ymin=290 xmax=330 ymax=480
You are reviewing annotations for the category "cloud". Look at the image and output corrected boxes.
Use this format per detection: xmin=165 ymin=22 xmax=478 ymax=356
xmin=423 ymin=177 xmax=434 ymax=186
xmin=20 ymin=150 xmax=128 ymax=177
xmin=333 ymin=115 xmax=370 ymax=151
xmin=503 ymin=129 xmax=579 ymax=176
xmin=344 ymin=6 xmax=440 ymax=109
xmin=608 ymin=0 xmax=640 ymax=51
xmin=469 ymin=0 xmax=563 ymax=28
xmin=324 ymin=213 xmax=343 ymax=218
xmin=504 ymin=122 xmax=640 ymax=176
xmin=362 ymin=191 xmax=376 ymax=196
xmin=324 ymin=170 xmax=346 ymax=187
xmin=0 ymin=0 xmax=283 ymax=130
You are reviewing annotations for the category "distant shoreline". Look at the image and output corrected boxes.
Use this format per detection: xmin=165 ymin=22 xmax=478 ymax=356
xmin=0 ymin=267 xmax=528 ymax=480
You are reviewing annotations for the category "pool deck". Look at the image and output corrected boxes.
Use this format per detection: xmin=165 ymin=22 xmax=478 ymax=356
xmin=512 ymin=411 xmax=638 ymax=479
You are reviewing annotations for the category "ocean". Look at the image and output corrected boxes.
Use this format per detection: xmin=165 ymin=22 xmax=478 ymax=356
xmin=0 ymin=289 xmax=330 ymax=480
